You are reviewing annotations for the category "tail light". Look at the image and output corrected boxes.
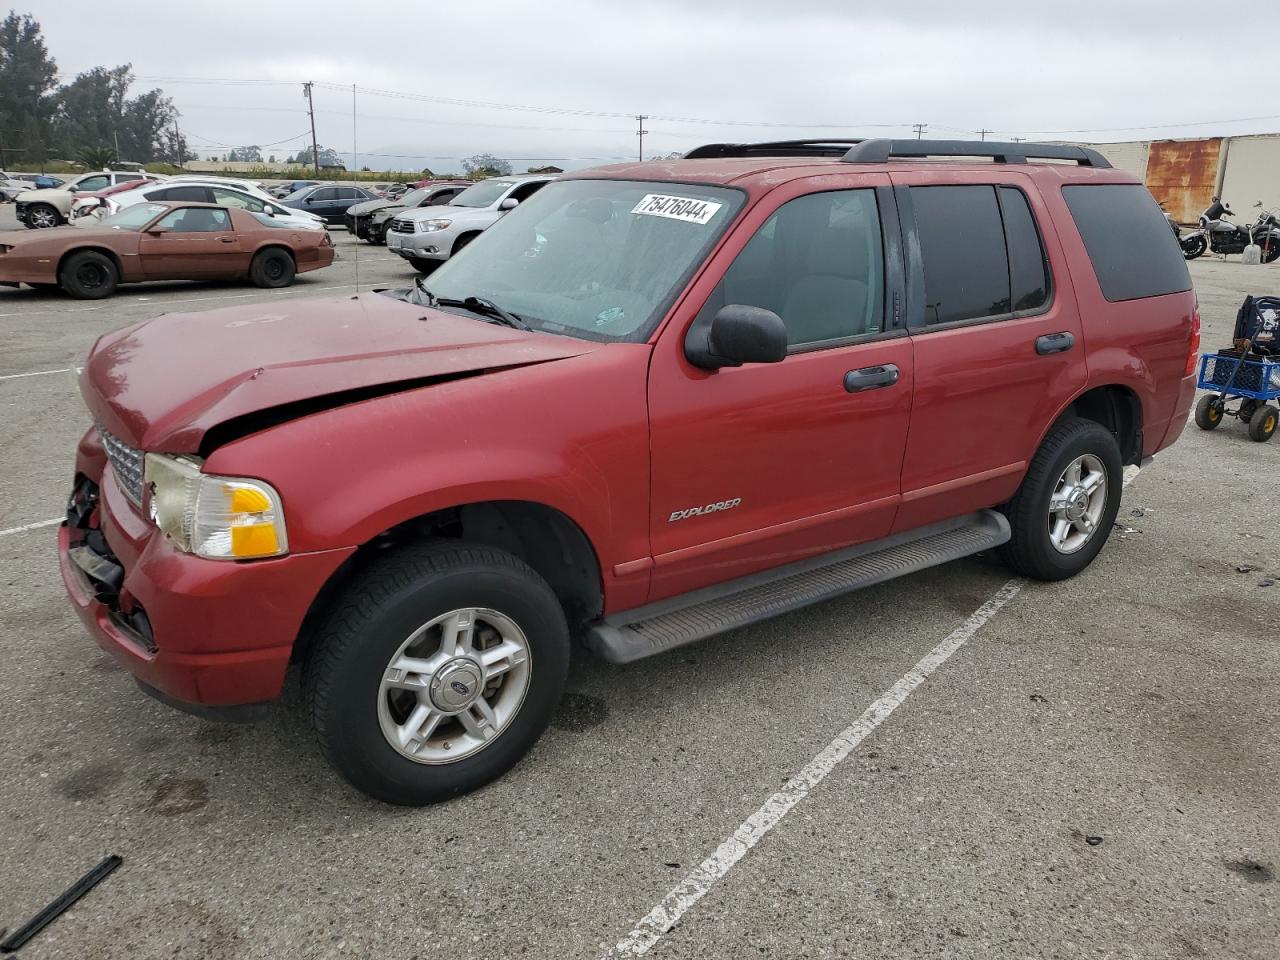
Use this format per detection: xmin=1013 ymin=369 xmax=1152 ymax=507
xmin=1184 ymin=298 xmax=1201 ymax=376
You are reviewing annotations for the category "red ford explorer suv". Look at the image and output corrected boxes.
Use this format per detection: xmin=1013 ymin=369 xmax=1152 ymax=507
xmin=61 ymin=139 xmax=1198 ymax=804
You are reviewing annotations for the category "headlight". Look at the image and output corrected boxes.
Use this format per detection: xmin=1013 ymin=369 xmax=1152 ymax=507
xmin=420 ymin=219 xmax=451 ymax=232
xmin=144 ymin=453 xmax=288 ymax=560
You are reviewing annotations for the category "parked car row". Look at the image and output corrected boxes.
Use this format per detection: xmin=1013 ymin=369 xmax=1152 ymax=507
xmin=74 ymin=178 xmax=326 ymax=231
xmin=386 ymin=174 xmax=555 ymax=271
xmin=345 ymin=181 xmax=472 ymax=243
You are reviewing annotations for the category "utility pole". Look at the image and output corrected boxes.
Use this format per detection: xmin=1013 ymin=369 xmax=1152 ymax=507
xmin=636 ymin=114 xmax=648 ymax=161
xmin=113 ymin=129 xmax=121 ymax=164
xmin=977 ymin=128 xmax=993 ymax=142
xmin=303 ymin=81 xmax=320 ymax=175
xmin=911 ymin=122 xmax=927 ymax=140
xmin=172 ymin=120 xmax=181 ymax=167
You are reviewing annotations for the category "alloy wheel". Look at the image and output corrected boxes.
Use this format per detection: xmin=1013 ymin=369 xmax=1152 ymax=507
xmin=376 ymin=607 xmax=531 ymax=764
xmin=1047 ymin=454 xmax=1108 ymax=554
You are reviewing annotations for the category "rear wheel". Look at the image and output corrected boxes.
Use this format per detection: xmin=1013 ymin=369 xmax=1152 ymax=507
xmin=249 ymin=248 xmax=296 ymax=288
xmin=58 ymin=251 xmax=118 ymax=300
xmin=1248 ymin=405 xmax=1278 ymax=442
xmin=304 ymin=541 xmax=570 ymax=805
xmin=1000 ymin=418 xmax=1123 ymax=581
xmin=1181 ymin=234 xmax=1207 ymax=260
xmin=1195 ymin=394 xmax=1224 ymax=430
xmin=26 ymin=203 xmax=61 ymax=229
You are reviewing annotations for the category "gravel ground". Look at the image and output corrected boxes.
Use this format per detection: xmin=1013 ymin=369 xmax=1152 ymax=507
xmin=0 ymin=204 xmax=1276 ymax=959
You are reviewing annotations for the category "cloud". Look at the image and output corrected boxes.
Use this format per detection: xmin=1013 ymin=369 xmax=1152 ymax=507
xmin=32 ymin=0 xmax=1280 ymax=173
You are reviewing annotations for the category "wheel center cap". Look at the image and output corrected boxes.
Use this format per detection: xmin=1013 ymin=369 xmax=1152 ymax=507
xmin=429 ymin=658 xmax=484 ymax=713
xmin=1065 ymin=489 xmax=1089 ymax=521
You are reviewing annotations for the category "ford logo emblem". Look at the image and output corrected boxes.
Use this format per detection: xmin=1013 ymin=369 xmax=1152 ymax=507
xmin=450 ymin=680 xmax=470 ymax=696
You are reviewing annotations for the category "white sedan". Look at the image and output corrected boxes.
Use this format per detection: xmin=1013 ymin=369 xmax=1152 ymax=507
xmin=73 ymin=181 xmax=326 ymax=230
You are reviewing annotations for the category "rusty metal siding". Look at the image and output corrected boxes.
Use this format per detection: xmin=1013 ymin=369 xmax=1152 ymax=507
xmin=1144 ymin=138 xmax=1222 ymax=224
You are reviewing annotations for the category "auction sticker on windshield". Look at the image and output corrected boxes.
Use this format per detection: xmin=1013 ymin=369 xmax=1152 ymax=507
xmin=631 ymin=194 xmax=722 ymax=225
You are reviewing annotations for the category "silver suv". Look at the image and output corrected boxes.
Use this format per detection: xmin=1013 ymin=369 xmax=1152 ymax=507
xmin=386 ymin=174 xmax=556 ymax=272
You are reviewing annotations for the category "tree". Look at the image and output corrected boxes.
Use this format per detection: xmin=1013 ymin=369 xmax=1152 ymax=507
xmin=229 ymin=144 xmax=263 ymax=163
xmin=0 ymin=12 xmax=59 ymax=166
xmin=78 ymin=145 xmax=117 ymax=169
xmin=21 ymin=117 xmax=47 ymax=170
xmin=51 ymin=64 xmax=179 ymax=163
xmin=462 ymin=153 xmax=511 ymax=178
xmin=294 ymin=144 xmax=344 ymax=168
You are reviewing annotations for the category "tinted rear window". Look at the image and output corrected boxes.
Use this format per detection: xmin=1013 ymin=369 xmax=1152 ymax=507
xmin=912 ymin=185 xmax=1010 ymax=324
xmin=1062 ymin=184 xmax=1191 ymax=302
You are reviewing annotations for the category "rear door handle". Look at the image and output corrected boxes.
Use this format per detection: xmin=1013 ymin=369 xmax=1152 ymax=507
xmin=1035 ymin=332 xmax=1075 ymax=355
xmin=844 ymin=363 xmax=900 ymax=393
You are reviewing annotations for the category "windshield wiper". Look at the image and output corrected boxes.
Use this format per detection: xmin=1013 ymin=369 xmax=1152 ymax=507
xmin=434 ymin=294 xmax=531 ymax=331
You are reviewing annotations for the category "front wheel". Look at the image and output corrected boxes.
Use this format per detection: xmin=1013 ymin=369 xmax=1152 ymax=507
xmin=304 ymin=541 xmax=570 ymax=805
xmin=408 ymin=256 xmax=439 ymax=275
xmin=249 ymin=248 xmax=296 ymax=288
xmin=1000 ymin=418 xmax=1123 ymax=581
xmin=25 ymin=203 xmax=61 ymax=229
xmin=1248 ymin=405 xmax=1278 ymax=442
xmin=1181 ymin=234 xmax=1207 ymax=260
xmin=1259 ymin=239 xmax=1280 ymax=265
xmin=58 ymin=250 xmax=118 ymax=299
xmin=1195 ymin=394 xmax=1224 ymax=430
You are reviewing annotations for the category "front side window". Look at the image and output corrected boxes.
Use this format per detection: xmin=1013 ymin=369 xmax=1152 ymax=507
xmin=417 ymin=179 xmax=744 ymax=342
xmin=156 ymin=207 xmax=232 ymax=232
xmin=451 ymin=180 xmax=515 ymax=208
xmin=75 ymin=175 xmax=110 ymax=192
xmin=509 ymin=181 xmax=547 ymax=203
xmin=699 ymin=190 xmax=885 ymax=348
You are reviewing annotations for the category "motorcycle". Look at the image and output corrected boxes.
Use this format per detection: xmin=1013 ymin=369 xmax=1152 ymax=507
xmin=1181 ymin=198 xmax=1280 ymax=263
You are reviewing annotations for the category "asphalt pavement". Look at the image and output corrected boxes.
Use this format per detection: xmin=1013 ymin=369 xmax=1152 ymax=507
xmin=0 ymin=205 xmax=1276 ymax=959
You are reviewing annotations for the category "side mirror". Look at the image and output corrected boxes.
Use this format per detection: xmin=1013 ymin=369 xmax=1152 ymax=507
xmin=499 ymin=197 xmax=519 ymax=211
xmin=146 ymin=225 xmax=171 ymax=235
xmin=685 ymin=304 xmax=788 ymax=370
xmin=263 ymin=207 xmax=276 ymax=217
xmin=305 ymin=196 xmax=315 ymax=203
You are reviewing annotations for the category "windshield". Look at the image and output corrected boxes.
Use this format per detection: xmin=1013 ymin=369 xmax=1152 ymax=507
xmin=397 ymin=188 xmax=430 ymax=207
xmin=98 ymin=203 xmax=168 ymax=231
xmin=450 ymin=180 xmax=515 ymax=208
xmin=419 ymin=179 xmax=744 ymax=342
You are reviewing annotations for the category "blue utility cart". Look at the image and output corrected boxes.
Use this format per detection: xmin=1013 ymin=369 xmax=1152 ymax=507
xmin=1194 ymin=352 xmax=1280 ymax=442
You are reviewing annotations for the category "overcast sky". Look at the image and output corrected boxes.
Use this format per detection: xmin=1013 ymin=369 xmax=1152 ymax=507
xmin=31 ymin=0 xmax=1280 ymax=173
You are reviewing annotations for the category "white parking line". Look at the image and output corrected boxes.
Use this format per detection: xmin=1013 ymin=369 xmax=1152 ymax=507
xmin=0 ymin=518 xmax=61 ymax=538
xmin=0 ymin=367 xmax=74 ymax=381
xmin=604 ymin=465 xmax=1141 ymax=957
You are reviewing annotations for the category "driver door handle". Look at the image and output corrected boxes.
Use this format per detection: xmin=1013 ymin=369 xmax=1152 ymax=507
xmin=217 ymin=236 xmax=236 ymax=243
xmin=1035 ymin=332 xmax=1074 ymax=355
xmin=844 ymin=363 xmax=899 ymax=393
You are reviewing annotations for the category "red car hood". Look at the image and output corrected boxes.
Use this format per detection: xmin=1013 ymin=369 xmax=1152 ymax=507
xmin=81 ymin=291 xmax=597 ymax=452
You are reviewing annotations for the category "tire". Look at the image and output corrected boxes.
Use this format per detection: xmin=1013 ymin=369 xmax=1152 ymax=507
xmin=1260 ymin=241 xmax=1280 ymax=265
xmin=1248 ymin=405 xmax=1278 ymax=442
xmin=408 ymin=256 xmax=439 ymax=275
xmin=1000 ymin=418 xmax=1124 ymax=581
xmin=26 ymin=203 xmax=61 ymax=229
xmin=304 ymin=540 xmax=571 ymax=805
xmin=453 ymin=232 xmax=479 ymax=255
xmin=372 ymin=223 xmax=388 ymax=245
xmin=58 ymin=250 xmax=118 ymax=300
xmin=249 ymin=247 xmax=296 ymax=288
xmin=1194 ymin=394 xmax=1224 ymax=430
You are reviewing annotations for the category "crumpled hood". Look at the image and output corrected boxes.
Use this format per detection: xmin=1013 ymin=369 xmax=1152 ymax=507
xmin=81 ymin=291 xmax=597 ymax=452
xmin=348 ymin=198 xmax=398 ymax=216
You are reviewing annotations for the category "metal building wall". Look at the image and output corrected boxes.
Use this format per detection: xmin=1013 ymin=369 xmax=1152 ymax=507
xmin=1143 ymin=138 xmax=1223 ymax=224
xmin=1218 ymin=135 xmax=1280 ymax=218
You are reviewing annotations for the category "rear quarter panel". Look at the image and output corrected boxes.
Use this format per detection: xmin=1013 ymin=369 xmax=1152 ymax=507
xmin=1036 ymin=167 xmax=1197 ymax=456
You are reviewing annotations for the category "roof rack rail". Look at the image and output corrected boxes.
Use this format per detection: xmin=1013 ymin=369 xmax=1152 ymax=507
xmin=683 ymin=139 xmax=865 ymax=160
xmin=840 ymin=139 xmax=1111 ymax=168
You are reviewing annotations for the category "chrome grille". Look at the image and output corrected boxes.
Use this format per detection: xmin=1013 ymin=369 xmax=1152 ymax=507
xmin=99 ymin=426 xmax=145 ymax=507
xmin=390 ymin=218 xmax=415 ymax=234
